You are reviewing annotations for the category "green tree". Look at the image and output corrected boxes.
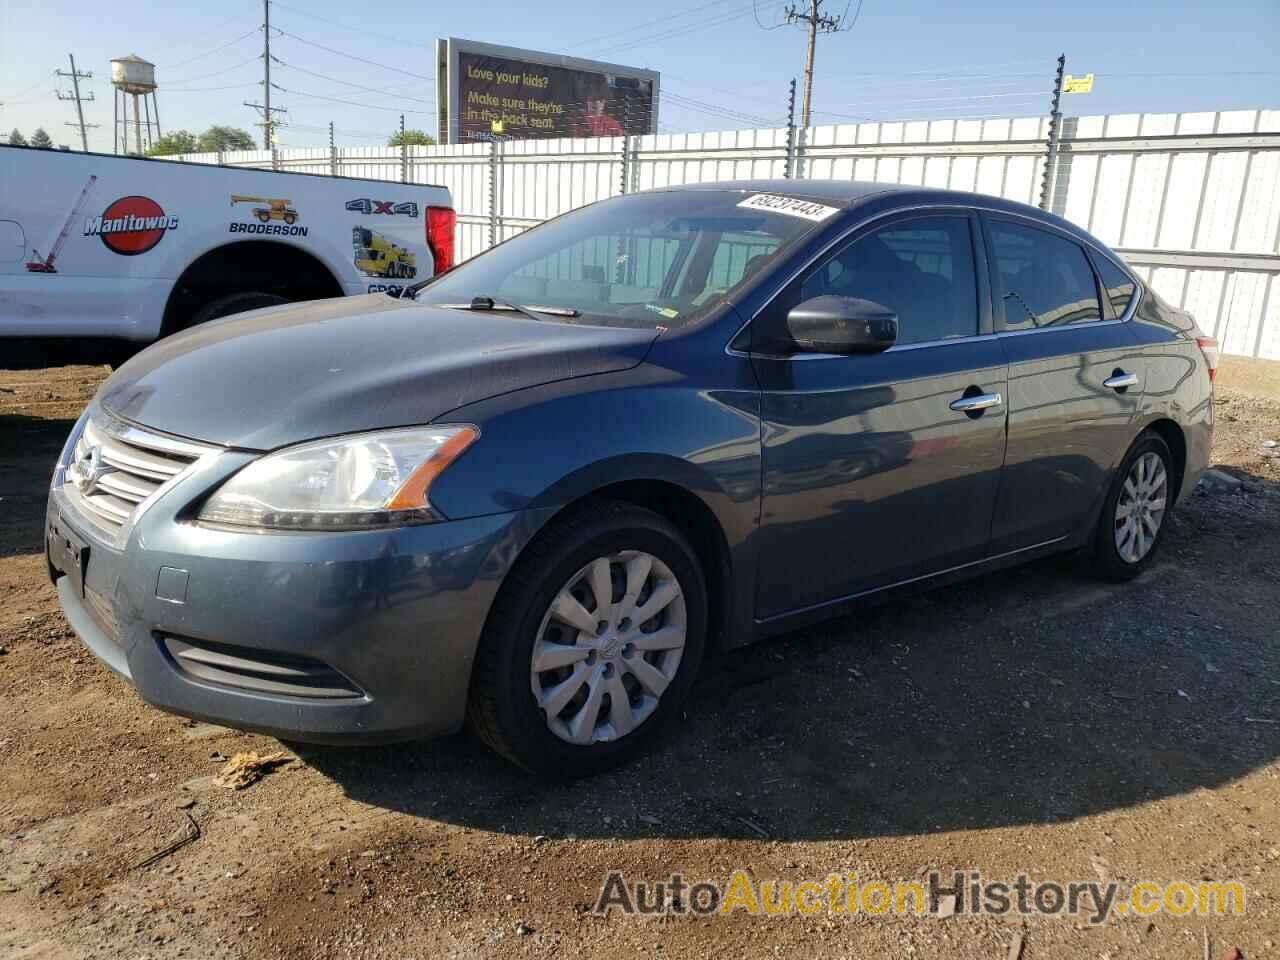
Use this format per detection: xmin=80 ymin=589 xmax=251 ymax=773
xmin=7 ymin=128 xmax=27 ymax=146
xmin=29 ymin=127 xmax=53 ymax=148
xmin=146 ymin=130 xmax=199 ymax=156
xmin=196 ymin=125 xmax=257 ymax=152
xmin=388 ymin=129 xmax=435 ymax=147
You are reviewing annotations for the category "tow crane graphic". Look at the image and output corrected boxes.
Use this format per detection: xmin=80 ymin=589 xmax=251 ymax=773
xmin=25 ymin=174 xmax=97 ymax=273
xmin=230 ymin=195 xmax=300 ymax=225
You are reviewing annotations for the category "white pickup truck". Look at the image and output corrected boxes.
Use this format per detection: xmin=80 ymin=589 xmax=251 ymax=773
xmin=0 ymin=146 xmax=454 ymax=354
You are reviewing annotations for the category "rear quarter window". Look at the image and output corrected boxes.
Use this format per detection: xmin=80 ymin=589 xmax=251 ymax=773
xmin=988 ymin=219 xmax=1102 ymax=330
xmin=1094 ymin=255 xmax=1138 ymax=318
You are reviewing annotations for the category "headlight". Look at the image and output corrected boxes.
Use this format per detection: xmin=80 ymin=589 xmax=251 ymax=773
xmin=52 ymin=409 xmax=91 ymax=490
xmin=198 ymin=426 xmax=478 ymax=530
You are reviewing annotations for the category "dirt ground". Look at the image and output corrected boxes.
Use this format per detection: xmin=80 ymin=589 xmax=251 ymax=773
xmin=2 ymin=360 xmax=1278 ymax=960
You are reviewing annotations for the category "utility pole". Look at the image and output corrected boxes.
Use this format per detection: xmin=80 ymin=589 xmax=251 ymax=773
xmin=785 ymin=0 xmax=840 ymax=128
xmin=244 ymin=0 xmax=286 ymax=148
xmin=56 ymin=54 xmax=97 ymax=151
xmin=1039 ymin=54 xmax=1066 ymax=211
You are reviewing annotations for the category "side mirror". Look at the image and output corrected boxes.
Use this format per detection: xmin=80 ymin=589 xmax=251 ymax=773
xmin=786 ymin=295 xmax=898 ymax=354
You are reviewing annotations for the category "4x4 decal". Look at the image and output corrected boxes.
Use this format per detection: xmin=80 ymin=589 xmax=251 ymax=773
xmin=345 ymin=199 xmax=419 ymax=218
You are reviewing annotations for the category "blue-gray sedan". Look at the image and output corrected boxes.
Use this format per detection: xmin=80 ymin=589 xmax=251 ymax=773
xmin=48 ymin=181 xmax=1215 ymax=776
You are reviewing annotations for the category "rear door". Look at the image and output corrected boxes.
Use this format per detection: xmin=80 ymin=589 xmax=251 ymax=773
xmin=982 ymin=214 xmax=1146 ymax=553
xmin=752 ymin=211 xmax=1008 ymax=619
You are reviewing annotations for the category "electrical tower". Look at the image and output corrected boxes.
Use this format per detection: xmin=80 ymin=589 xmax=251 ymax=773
xmin=56 ymin=54 xmax=98 ymax=151
xmin=785 ymin=0 xmax=841 ymax=128
xmin=245 ymin=0 xmax=286 ymax=148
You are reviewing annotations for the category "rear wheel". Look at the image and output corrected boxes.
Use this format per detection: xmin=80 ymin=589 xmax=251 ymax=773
xmin=185 ymin=291 xmax=288 ymax=330
xmin=1089 ymin=430 xmax=1174 ymax=581
xmin=468 ymin=501 xmax=707 ymax=778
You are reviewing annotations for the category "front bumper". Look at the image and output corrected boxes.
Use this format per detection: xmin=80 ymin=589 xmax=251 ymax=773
xmin=47 ymin=450 xmax=553 ymax=744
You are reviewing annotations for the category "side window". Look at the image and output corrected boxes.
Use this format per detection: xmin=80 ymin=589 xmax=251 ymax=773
xmin=1094 ymin=255 xmax=1137 ymax=318
xmin=988 ymin=220 xmax=1102 ymax=329
xmin=799 ymin=215 xmax=979 ymax=346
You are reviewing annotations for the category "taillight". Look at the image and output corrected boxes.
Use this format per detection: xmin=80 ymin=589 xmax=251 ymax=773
xmin=425 ymin=206 xmax=455 ymax=274
xmin=1195 ymin=335 xmax=1219 ymax=382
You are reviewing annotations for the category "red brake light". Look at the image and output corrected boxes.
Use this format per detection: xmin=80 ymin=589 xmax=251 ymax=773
xmin=1195 ymin=336 xmax=1219 ymax=381
xmin=425 ymin=206 xmax=456 ymax=274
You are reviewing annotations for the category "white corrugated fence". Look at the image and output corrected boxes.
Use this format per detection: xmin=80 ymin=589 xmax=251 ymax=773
xmin=173 ymin=108 xmax=1280 ymax=359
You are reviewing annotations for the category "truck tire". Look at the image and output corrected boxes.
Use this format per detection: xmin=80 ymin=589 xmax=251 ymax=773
xmin=187 ymin=291 xmax=288 ymax=330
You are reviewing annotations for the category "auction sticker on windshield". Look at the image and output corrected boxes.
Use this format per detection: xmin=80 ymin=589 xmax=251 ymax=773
xmin=737 ymin=193 xmax=840 ymax=221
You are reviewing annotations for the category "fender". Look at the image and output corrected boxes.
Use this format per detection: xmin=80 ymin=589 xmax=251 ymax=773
xmin=428 ymin=360 xmax=765 ymax=645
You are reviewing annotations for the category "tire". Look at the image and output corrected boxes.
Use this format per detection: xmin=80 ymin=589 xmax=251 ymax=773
xmin=468 ymin=500 xmax=708 ymax=778
xmin=1089 ymin=430 xmax=1175 ymax=581
xmin=185 ymin=291 xmax=288 ymax=330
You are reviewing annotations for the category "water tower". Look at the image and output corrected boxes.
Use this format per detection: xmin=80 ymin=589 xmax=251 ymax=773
xmin=111 ymin=54 xmax=161 ymax=155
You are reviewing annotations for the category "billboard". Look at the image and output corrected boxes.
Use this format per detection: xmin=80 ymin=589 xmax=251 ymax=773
xmin=436 ymin=38 xmax=659 ymax=144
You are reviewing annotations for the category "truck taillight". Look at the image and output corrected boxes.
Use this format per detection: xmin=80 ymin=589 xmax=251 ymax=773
xmin=426 ymin=206 xmax=455 ymax=274
xmin=1195 ymin=335 xmax=1219 ymax=382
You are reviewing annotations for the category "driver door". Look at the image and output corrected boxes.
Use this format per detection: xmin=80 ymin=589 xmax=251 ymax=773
xmin=750 ymin=211 xmax=1009 ymax=620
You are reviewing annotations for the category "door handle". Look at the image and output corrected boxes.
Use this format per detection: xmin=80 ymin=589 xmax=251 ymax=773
xmin=1103 ymin=372 xmax=1140 ymax=390
xmin=949 ymin=392 xmax=1003 ymax=413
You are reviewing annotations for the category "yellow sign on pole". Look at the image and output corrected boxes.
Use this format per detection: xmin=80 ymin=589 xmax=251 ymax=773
xmin=1063 ymin=73 xmax=1095 ymax=94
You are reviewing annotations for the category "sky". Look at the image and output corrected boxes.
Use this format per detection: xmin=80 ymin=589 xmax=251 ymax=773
xmin=1 ymin=0 xmax=1277 ymax=153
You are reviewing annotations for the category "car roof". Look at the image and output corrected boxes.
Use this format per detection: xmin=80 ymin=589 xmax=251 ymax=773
xmin=654 ymin=178 xmax=1108 ymax=254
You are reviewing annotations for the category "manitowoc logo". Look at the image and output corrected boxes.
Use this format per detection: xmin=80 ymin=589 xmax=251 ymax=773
xmin=84 ymin=196 xmax=179 ymax=255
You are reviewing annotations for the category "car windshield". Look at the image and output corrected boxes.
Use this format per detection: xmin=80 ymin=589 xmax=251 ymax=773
xmin=412 ymin=190 xmax=835 ymax=330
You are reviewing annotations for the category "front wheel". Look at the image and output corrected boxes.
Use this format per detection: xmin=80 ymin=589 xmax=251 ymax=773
xmin=1089 ymin=430 xmax=1175 ymax=581
xmin=468 ymin=501 xmax=707 ymax=778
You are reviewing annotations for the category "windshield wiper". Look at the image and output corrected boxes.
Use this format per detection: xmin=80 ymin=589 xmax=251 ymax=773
xmin=436 ymin=296 xmax=580 ymax=322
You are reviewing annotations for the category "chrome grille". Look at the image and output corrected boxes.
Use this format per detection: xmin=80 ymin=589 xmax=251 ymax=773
xmin=63 ymin=414 xmax=216 ymax=531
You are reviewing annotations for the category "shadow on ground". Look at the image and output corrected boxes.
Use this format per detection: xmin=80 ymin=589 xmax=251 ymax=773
xmin=299 ymin=469 xmax=1280 ymax=843
xmin=0 ymin=412 xmax=77 ymax=556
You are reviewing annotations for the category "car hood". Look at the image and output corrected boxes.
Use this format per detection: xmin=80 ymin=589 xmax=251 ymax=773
xmin=99 ymin=295 xmax=658 ymax=450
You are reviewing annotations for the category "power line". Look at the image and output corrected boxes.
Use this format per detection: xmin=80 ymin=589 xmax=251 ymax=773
xmin=271 ymin=1 xmax=436 ymax=52
xmin=1 ymin=70 xmax=57 ymax=103
xmin=571 ymin=0 xmax=740 ymax=49
xmin=161 ymin=28 xmax=259 ymax=70
xmin=661 ymin=89 xmax=774 ymax=126
xmin=167 ymin=52 xmax=262 ymax=87
xmin=272 ymin=28 xmax=435 ymax=83
xmin=270 ymin=84 xmax=435 ymax=115
xmin=269 ymin=56 xmax=435 ymax=107
xmin=834 ymin=89 xmax=1048 ymax=108
xmin=591 ymin=4 xmax=782 ymax=56
xmin=167 ymin=82 xmax=260 ymax=94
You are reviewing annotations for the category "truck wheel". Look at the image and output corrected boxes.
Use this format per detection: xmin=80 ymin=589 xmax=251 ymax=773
xmin=185 ymin=291 xmax=288 ymax=330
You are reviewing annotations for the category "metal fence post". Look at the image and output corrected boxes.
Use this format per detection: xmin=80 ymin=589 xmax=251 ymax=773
xmin=399 ymin=115 xmax=408 ymax=183
xmin=329 ymin=121 xmax=337 ymax=177
xmin=618 ymin=134 xmax=631 ymax=195
xmin=1039 ymin=54 xmax=1066 ymax=211
xmin=488 ymin=137 xmax=501 ymax=248
xmin=783 ymin=78 xmax=797 ymax=179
